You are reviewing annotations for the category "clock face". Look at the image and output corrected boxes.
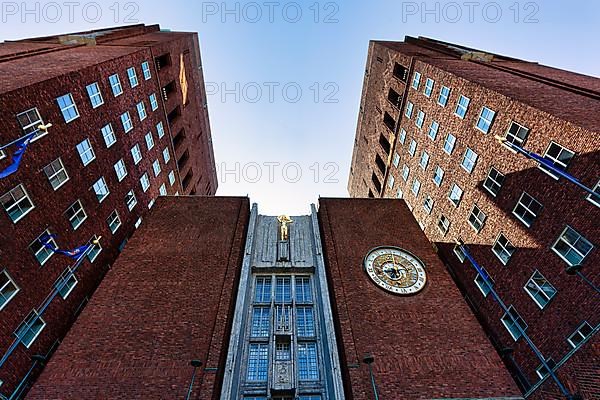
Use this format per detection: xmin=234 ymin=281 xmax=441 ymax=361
xmin=364 ymin=247 xmax=427 ymax=295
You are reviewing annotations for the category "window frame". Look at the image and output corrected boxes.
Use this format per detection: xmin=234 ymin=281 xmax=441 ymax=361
xmin=56 ymin=93 xmax=80 ymax=123
xmin=427 ymin=120 xmax=439 ymax=141
xmin=468 ymin=205 xmax=487 ymax=233
xmin=14 ymin=310 xmax=46 ymax=349
xmin=539 ymin=141 xmax=575 ymax=179
xmin=131 ymin=144 xmax=142 ymax=165
xmin=524 ymin=270 xmax=557 ymax=309
xmin=109 ymin=74 xmax=123 ymax=96
xmin=43 ymin=158 xmax=69 ymax=190
xmin=145 ymin=132 xmax=155 ymax=150
xmin=411 ymin=71 xmax=421 ymax=90
xmin=152 ymin=159 xmax=162 ymax=177
xmin=437 ymin=85 xmax=450 ymax=106
xmin=150 ymin=93 xmax=159 ymax=111
xmin=461 ymin=147 xmax=479 ymax=173
xmin=437 ymin=214 xmax=450 ymax=235
xmin=405 ymin=101 xmax=414 ymax=119
xmin=505 ymin=121 xmax=529 ymax=146
xmin=127 ymin=67 xmax=139 ymax=88
xmin=107 ymin=210 xmax=122 ymax=234
xmin=475 ymin=106 xmax=496 ymax=134
xmin=423 ymin=78 xmax=434 ymax=97
xmin=512 ymin=192 xmax=543 ymax=227
xmin=140 ymin=173 xmax=150 ymax=192
xmin=55 ymin=267 xmax=78 ymax=300
xmin=137 ymin=101 xmax=147 ymax=121
xmin=551 ymin=226 xmax=594 ymax=266
xmin=114 ymin=159 xmax=128 ymax=182
xmin=501 ymin=305 xmax=527 ymax=341
xmin=16 ymin=108 xmax=46 ymax=141
xmin=1 ymin=184 xmax=35 ymax=223
xmin=0 ymin=270 xmax=20 ymax=311
xmin=126 ymin=190 xmax=137 ymax=211
xmin=86 ymin=82 xmax=104 ymax=108
xmin=443 ymin=133 xmax=456 ymax=155
xmin=415 ymin=110 xmax=425 ymax=129
xmin=65 ymin=199 xmax=87 ymax=230
xmin=142 ymin=61 xmax=152 ymax=80
xmin=101 ymin=123 xmax=117 ymax=148
xmin=76 ymin=138 xmax=96 ymax=166
xmin=454 ymin=95 xmax=470 ymax=119
xmin=92 ymin=177 xmax=110 ymax=203
xmin=492 ymin=233 xmax=516 ymax=265
xmin=433 ymin=165 xmax=444 ymax=187
xmin=423 ymin=195 xmax=434 ymax=214
xmin=121 ymin=111 xmax=134 ymax=133
xmin=448 ymin=183 xmax=463 ymax=207
xmin=567 ymin=322 xmax=594 ymax=349
xmin=411 ymin=178 xmax=421 ymax=197
xmin=483 ymin=167 xmax=505 ymax=197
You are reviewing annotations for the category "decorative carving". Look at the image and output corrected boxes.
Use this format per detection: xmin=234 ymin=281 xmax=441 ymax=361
xmin=277 ymin=215 xmax=293 ymax=241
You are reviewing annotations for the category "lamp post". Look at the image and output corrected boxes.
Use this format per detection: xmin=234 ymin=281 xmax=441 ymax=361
xmin=566 ymin=264 xmax=600 ymax=294
xmin=184 ymin=359 xmax=203 ymax=400
xmin=363 ymin=354 xmax=379 ymax=400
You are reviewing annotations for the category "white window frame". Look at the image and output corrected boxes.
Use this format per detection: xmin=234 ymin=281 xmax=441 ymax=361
xmin=55 ymin=267 xmax=78 ymax=300
xmin=448 ymin=183 xmax=463 ymax=207
xmin=524 ymin=270 xmax=557 ymax=309
xmin=492 ymin=233 xmax=515 ymax=265
xmin=137 ymin=101 xmax=147 ymax=121
xmin=453 ymin=244 xmax=466 ymax=263
xmin=76 ymin=138 xmax=95 ymax=166
xmin=423 ymin=195 xmax=434 ymax=214
xmin=114 ymin=159 xmax=128 ymax=182
xmin=15 ymin=310 xmax=46 ymax=349
xmin=402 ymin=165 xmax=409 ymax=182
xmin=539 ymin=141 xmax=575 ymax=179
xmin=142 ymin=61 xmax=151 ymax=80
xmin=433 ymin=165 xmax=444 ymax=187
xmin=427 ymin=120 xmax=439 ymax=141
xmin=0 ymin=270 xmax=20 ymax=311
xmin=87 ymin=235 xmax=102 ymax=262
xmin=157 ymin=121 xmax=165 ymax=138
xmin=483 ymin=167 xmax=505 ymax=197
xmin=411 ymin=179 xmax=421 ymax=197
xmin=1 ymin=184 xmax=35 ymax=223
xmin=474 ymin=266 xmax=493 ymax=297
xmin=398 ymin=129 xmax=406 ymax=144
xmin=454 ymin=95 xmax=470 ymax=119
xmin=437 ymin=85 xmax=450 ymax=106
xmin=159 ymin=183 xmax=167 ymax=196
xmin=169 ymin=171 xmax=176 ymax=186
xmin=461 ymin=147 xmax=478 ymax=173
xmin=415 ymin=110 xmax=425 ymax=129
xmin=153 ymin=159 xmax=162 ymax=177
xmin=419 ymin=151 xmax=429 ymax=170
xmin=127 ymin=67 xmax=139 ymax=88
xmin=587 ymin=179 xmax=600 ymax=208
xmin=423 ymin=78 xmax=434 ymax=97
xmin=16 ymin=108 xmax=46 ymax=141
xmin=131 ymin=144 xmax=142 ymax=165
xmin=92 ymin=177 xmax=110 ymax=203
xmin=405 ymin=101 xmax=414 ymax=118
xmin=163 ymin=148 xmax=171 ymax=164
xmin=30 ymin=230 xmax=55 ymax=266
xmin=66 ymin=199 xmax=87 ymax=230
xmin=501 ymin=306 xmax=527 ymax=341
xmin=135 ymin=217 xmax=142 ymax=229
xmin=109 ymin=74 xmax=123 ymax=96
xmin=437 ymin=214 xmax=449 ymax=235
xmin=101 ymin=123 xmax=116 ymax=148
xmin=107 ymin=210 xmax=122 ymax=234
xmin=551 ymin=226 xmax=594 ymax=266
xmin=145 ymin=132 xmax=154 ymax=150
xmin=411 ymin=71 xmax=421 ymax=90
xmin=505 ymin=121 xmax=529 ymax=146
xmin=126 ymin=190 xmax=137 ymax=211
xmin=43 ymin=158 xmax=69 ymax=190
xmin=388 ymin=175 xmax=395 ymax=189
xmin=567 ymin=322 xmax=593 ymax=349
xmin=150 ymin=93 xmax=158 ymax=111
xmin=121 ymin=111 xmax=133 ymax=133
xmin=513 ymin=192 xmax=543 ymax=227
xmin=443 ymin=133 xmax=456 ymax=155
xmin=475 ymin=106 xmax=496 ymax=134
xmin=56 ymin=93 xmax=79 ymax=123
xmin=140 ymin=173 xmax=150 ymax=192
xmin=408 ymin=139 xmax=417 ymax=156
xmin=86 ymin=82 xmax=104 ymax=108
xmin=392 ymin=152 xmax=400 ymax=168
xmin=468 ymin=205 xmax=487 ymax=233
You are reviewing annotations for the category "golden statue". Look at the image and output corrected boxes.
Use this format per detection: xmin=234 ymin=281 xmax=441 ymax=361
xmin=277 ymin=215 xmax=293 ymax=241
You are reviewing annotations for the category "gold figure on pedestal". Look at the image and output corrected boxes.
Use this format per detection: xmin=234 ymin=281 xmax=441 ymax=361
xmin=277 ymin=215 xmax=293 ymax=241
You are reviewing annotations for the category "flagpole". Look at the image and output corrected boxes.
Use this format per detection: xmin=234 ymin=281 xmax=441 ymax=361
xmin=0 ymin=124 xmax=52 ymax=151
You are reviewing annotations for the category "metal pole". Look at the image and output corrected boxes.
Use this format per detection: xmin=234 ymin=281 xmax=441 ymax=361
xmin=363 ymin=355 xmax=379 ymax=400
xmin=184 ymin=360 xmax=202 ymax=400
xmin=0 ymin=125 xmax=51 ymax=151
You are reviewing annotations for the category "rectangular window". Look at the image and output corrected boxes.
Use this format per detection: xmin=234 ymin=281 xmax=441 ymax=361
xmin=453 ymin=244 xmax=466 ymax=263
xmin=247 ymin=343 xmax=268 ymax=381
xmin=454 ymin=95 xmax=470 ymax=119
xmin=150 ymin=93 xmax=158 ymax=111
xmin=388 ymin=175 xmax=395 ymax=189
xmin=275 ymin=277 xmax=292 ymax=304
xmin=275 ymin=342 xmax=291 ymax=361
xmin=392 ymin=152 xmax=400 ymax=168
xmin=109 ymin=74 xmax=123 ymax=96
xmin=476 ymin=106 xmax=496 ymax=133
xmin=419 ymin=151 xmax=429 ymax=170
xmin=157 ymin=121 xmax=165 ymax=138
xmin=405 ymin=101 xmax=414 ymax=118
xmin=492 ymin=234 xmax=516 ymax=265
xmin=15 ymin=310 xmax=46 ymax=348
xmin=65 ymin=200 xmax=87 ymax=230
xmin=433 ymin=165 xmax=444 ymax=187
xmin=298 ymin=342 xmax=319 ymax=381
xmin=148 ymin=199 xmax=155 ymax=209
xmin=399 ymin=129 xmax=406 ymax=144
xmin=255 ymin=277 xmax=272 ymax=303
xmin=437 ymin=214 xmax=450 ymax=235
xmin=423 ymin=195 xmax=434 ymax=214
xmin=524 ymin=270 xmax=557 ymax=309
xmin=468 ymin=205 xmax=487 ymax=232
xmin=137 ymin=102 xmax=147 ymax=121
xmin=56 ymin=93 xmax=79 ymax=123
xmin=411 ymin=179 xmax=421 ymax=197
xmin=107 ymin=210 xmax=122 ymax=234
xmin=474 ymin=266 xmax=493 ymax=297
xmin=30 ymin=230 xmax=55 ymax=265
xmin=483 ymin=167 xmax=505 ymax=197
xmin=423 ymin=78 xmax=434 ymax=97
xmin=251 ymin=306 xmax=270 ymax=337
xmin=415 ymin=110 xmax=425 ymax=129
xmin=114 ymin=159 xmax=128 ymax=182
xmin=513 ymin=192 xmax=543 ymax=227
xmin=461 ymin=147 xmax=478 ymax=173
xmin=92 ymin=177 xmax=110 ymax=203
xmin=126 ymin=190 xmax=137 ymax=211
xmin=159 ymin=183 xmax=167 ymax=196
xmin=427 ymin=120 xmax=439 ymax=140
xmin=540 ymin=141 xmax=575 ymax=178
xmin=297 ymin=306 xmax=315 ymax=336
xmin=501 ymin=306 xmax=527 ymax=341
xmin=121 ymin=111 xmax=133 ymax=133
xmin=295 ymin=277 xmax=312 ymax=303
xmin=86 ymin=82 xmax=104 ymax=108
xmin=586 ymin=180 xmax=600 ymax=208
xmin=17 ymin=108 xmax=46 ymax=140
xmin=402 ymin=165 xmax=409 ymax=182
xmin=536 ymin=359 xmax=556 ymax=380
xmin=87 ymin=235 xmax=102 ymax=262
xmin=448 ymin=184 xmax=463 ymax=207
xmin=43 ymin=158 xmax=69 ymax=190
xmin=153 ymin=159 xmax=162 ymax=177
xmin=443 ymin=133 xmax=456 ymax=155
xmin=505 ymin=121 xmax=529 ymax=146
xmin=145 ymin=132 xmax=155 ymax=150
xmin=169 ymin=171 xmax=176 ymax=186
xmin=142 ymin=61 xmax=151 ymax=80
xmin=163 ymin=148 xmax=171 ymax=164
xmin=0 ymin=270 xmax=20 ymax=311
xmin=408 ymin=139 xmax=417 ymax=156
xmin=140 ymin=173 xmax=150 ymax=192
xmin=567 ymin=322 xmax=593 ymax=349
xmin=438 ymin=85 xmax=450 ymax=106
xmin=101 ymin=123 xmax=116 ymax=148
xmin=55 ymin=267 xmax=78 ymax=300
xmin=135 ymin=217 xmax=142 ymax=229
xmin=411 ymin=71 xmax=421 ymax=89
xmin=1 ymin=184 xmax=35 ymax=223
xmin=76 ymin=138 xmax=95 ymax=166
xmin=127 ymin=67 xmax=139 ymax=87
xmin=131 ymin=144 xmax=142 ymax=165
xmin=552 ymin=226 xmax=593 ymax=266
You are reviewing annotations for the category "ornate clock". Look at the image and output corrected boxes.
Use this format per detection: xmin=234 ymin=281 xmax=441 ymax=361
xmin=364 ymin=247 xmax=427 ymax=295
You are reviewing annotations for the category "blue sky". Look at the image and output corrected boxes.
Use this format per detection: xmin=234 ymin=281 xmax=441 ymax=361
xmin=1 ymin=0 xmax=598 ymax=215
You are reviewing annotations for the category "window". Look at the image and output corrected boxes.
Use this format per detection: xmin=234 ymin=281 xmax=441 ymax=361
xmin=448 ymin=184 xmax=463 ymax=207
xmin=411 ymin=179 xmax=421 ymax=197
xmin=438 ymin=85 xmax=450 ymax=106
xmin=524 ymin=270 xmax=557 ymax=309
xmin=76 ymin=139 xmax=95 ymax=166
xmin=255 ymin=277 xmax=272 ymax=303
xmin=153 ymin=159 xmax=162 ymax=177
xmin=405 ymin=101 xmax=414 ymax=118
xmin=427 ymin=120 xmax=439 ymax=140
xmin=251 ymin=306 xmax=270 ymax=337
xmin=126 ymin=190 xmax=137 ymax=211
xmin=492 ymin=234 xmax=516 ymax=265
xmin=567 ymin=322 xmax=593 ymax=349
xmin=137 ymin=102 xmax=147 ymax=121
xmin=142 ymin=61 xmax=151 ymax=80
xmin=402 ymin=165 xmax=409 ymax=181
xmin=121 ymin=111 xmax=133 ymax=133
xmin=29 ymin=231 xmax=55 ymax=265
xmin=393 ymin=63 xmax=408 ymax=81
xmin=586 ymin=180 xmax=600 ymax=208
xmin=156 ymin=121 xmax=165 ymax=138
xmin=411 ymin=71 xmax=421 ymax=89
xmin=16 ymin=108 xmax=46 ymax=140
xmin=454 ymin=95 xmax=470 ymax=119
xmin=423 ymin=195 xmax=434 ymax=214
xmin=513 ymin=192 xmax=543 ymax=227
xmin=483 ymin=167 xmax=505 ymax=197
xmin=275 ymin=277 xmax=292 ymax=303
xmin=15 ymin=310 xmax=46 ymax=348
xmin=476 ymin=107 xmax=496 ymax=133
xmin=92 ymin=177 xmax=110 ymax=203
xmin=540 ymin=142 xmax=575 ymax=178
xmin=474 ymin=266 xmax=494 ymax=297
xmin=437 ymin=215 xmax=450 ymax=235
xmin=408 ymin=139 xmax=417 ymax=156
xmin=150 ymin=93 xmax=158 ymax=111
xmin=298 ymin=342 xmax=319 ymax=381
xmin=399 ymin=129 xmax=406 ymax=144
xmin=56 ymin=93 xmax=79 ymax=123
xmin=433 ymin=165 xmax=444 ymax=186
xmin=131 ymin=144 xmax=142 ymax=165
xmin=415 ymin=110 xmax=425 ymax=129
xmin=86 ymin=82 xmax=104 ymax=108
xmin=101 ymin=123 xmax=116 ymax=148
xmin=396 ymin=188 xmax=403 ymax=199
xmin=159 ymin=183 xmax=167 ymax=196
xmin=1 ymin=184 xmax=35 ymax=223
xmin=461 ymin=148 xmax=478 ymax=173
xmin=127 ymin=67 xmax=138 ymax=87
xmin=107 ymin=210 xmax=122 ymax=234
xmin=148 ymin=199 xmax=155 ymax=209
xmin=505 ymin=121 xmax=529 ymax=146
xmin=295 ymin=277 xmax=312 ymax=303
xmin=134 ymin=218 xmax=142 ymax=229
xmin=417 ymin=150 xmax=429 ymax=170
xmin=145 ymin=132 xmax=154 ymax=150
xmin=109 ymin=74 xmax=123 ymax=96
xmin=163 ymin=148 xmax=171 ymax=164
xmin=168 ymin=171 xmax=176 ymax=186
xmin=388 ymin=175 xmax=395 ymax=189
xmin=443 ymin=133 xmax=456 ymax=155
xmin=43 ymin=158 xmax=69 ymax=190
xmin=468 ymin=205 xmax=487 ymax=232
xmin=114 ymin=159 xmax=128 ymax=182
xmin=453 ymin=244 xmax=466 ymax=262
xmin=501 ymin=306 xmax=527 ymax=341
xmin=536 ymin=359 xmax=556 ymax=380
xmin=552 ymin=226 xmax=593 ymax=266
xmin=87 ymin=235 xmax=102 ymax=262
xmin=247 ymin=343 xmax=268 ymax=381
xmin=65 ymin=200 xmax=87 ymax=230
xmin=55 ymin=267 xmax=78 ymax=300
xmin=392 ymin=152 xmax=400 ymax=168
xmin=275 ymin=342 xmax=291 ymax=361
xmin=423 ymin=78 xmax=434 ymax=97
xmin=0 ymin=270 xmax=19 ymax=311
xmin=140 ymin=173 xmax=150 ymax=192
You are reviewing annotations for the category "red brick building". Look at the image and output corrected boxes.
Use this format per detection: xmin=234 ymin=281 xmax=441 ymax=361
xmin=27 ymin=196 xmax=521 ymax=400
xmin=348 ymin=37 xmax=599 ymax=398
xmin=0 ymin=24 xmax=217 ymax=397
